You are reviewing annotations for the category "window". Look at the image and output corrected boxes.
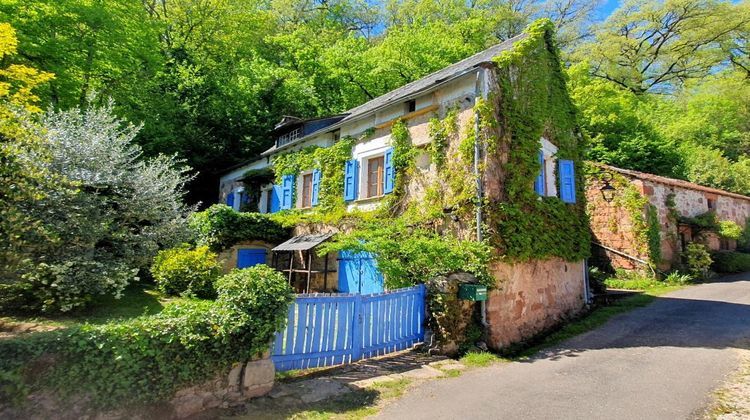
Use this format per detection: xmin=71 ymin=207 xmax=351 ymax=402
xmin=333 ymin=130 xmax=341 ymax=142
xmin=277 ymin=127 xmax=301 ymax=147
xmin=405 ymin=99 xmax=416 ymax=114
xmin=301 ymin=173 xmax=313 ymax=208
xmin=707 ymin=198 xmax=716 ymax=211
xmin=367 ymin=156 xmax=385 ymax=198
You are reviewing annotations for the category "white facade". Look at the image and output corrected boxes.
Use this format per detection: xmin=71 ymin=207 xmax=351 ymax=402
xmin=218 ymin=70 xmax=482 ymax=213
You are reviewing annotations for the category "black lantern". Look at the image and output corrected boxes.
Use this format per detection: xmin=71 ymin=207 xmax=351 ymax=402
xmin=600 ymin=171 xmax=616 ymax=203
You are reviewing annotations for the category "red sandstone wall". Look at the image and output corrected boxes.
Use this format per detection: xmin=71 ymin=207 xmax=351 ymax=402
xmin=485 ymin=258 xmax=585 ymax=350
xmin=585 ymin=178 xmax=648 ymax=270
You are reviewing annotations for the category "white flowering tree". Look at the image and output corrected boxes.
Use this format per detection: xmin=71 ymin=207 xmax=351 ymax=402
xmin=4 ymin=101 xmax=194 ymax=312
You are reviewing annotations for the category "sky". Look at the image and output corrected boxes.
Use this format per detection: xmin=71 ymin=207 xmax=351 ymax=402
xmin=597 ymin=0 xmax=621 ymax=19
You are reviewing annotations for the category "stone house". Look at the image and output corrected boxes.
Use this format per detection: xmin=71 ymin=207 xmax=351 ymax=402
xmin=218 ymin=21 xmax=590 ymax=351
xmin=586 ymin=164 xmax=750 ymax=272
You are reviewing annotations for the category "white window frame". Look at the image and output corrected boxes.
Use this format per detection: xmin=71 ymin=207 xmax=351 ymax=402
xmin=540 ymin=138 xmax=558 ymax=198
xmin=296 ymin=170 xmax=314 ymax=209
xmin=356 ymin=147 xmax=390 ymax=201
xmin=229 ymin=187 xmax=244 ymax=211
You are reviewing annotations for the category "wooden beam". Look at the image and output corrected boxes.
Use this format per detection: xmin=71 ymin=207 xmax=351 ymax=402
xmin=374 ymin=104 xmax=439 ymax=130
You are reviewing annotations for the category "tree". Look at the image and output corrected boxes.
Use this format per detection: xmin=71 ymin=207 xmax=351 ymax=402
xmin=0 ymin=23 xmax=55 ymax=293
xmin=567 ymin=62 xmax=685 ymax=178
xmin=577 ymin=0 xmax=749 ymax=94
xmin=1 ymin=101 xmax=194 ymax=312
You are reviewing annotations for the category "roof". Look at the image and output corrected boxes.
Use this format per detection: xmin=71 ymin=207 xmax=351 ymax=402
xmin=599 ymin=164 xmax=750 ymax=202
xmin=259 ymin=33 xmax=528 ymax=157
xmin=272 ymin=232 xmax=335 ymax=252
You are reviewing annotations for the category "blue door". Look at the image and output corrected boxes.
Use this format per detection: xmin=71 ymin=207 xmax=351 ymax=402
xmin=237 ymin=249 xmax=267 ymax=269
xmin=338 ymin=251 xmax=384 ymax=294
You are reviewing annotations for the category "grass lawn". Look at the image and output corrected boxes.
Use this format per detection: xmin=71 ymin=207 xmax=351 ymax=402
xmin=0 ymin=282 xmax=190 ymax=330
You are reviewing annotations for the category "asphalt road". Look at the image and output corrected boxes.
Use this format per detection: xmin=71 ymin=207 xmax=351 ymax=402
xmin=377 ymin=273 xmax=750 ymax=420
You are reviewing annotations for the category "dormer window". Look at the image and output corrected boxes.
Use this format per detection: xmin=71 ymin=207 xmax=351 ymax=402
xmin=405 ymin=99 xmax=416 ymax=114
xmin=277 ymin=127 xmax=301 ymax=147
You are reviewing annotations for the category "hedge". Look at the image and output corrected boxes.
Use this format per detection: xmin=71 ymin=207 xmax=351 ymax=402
xmin=0 ymin=265 xmax=293 ymax=410
xmin=189 ymin=204 xmax=290 ymax=251
xmin=712 ymin=251 xmax=750 ymax=273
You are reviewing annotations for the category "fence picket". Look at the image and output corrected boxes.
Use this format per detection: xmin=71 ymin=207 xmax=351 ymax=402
xmin=271 ymin=285 xmax=425 ymax=371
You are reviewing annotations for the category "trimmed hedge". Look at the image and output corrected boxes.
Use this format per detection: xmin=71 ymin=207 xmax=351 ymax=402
xmin=0 ymin=265 xmax=293 ymax=410
xmin=189 ymin=204 xmax=290 ymax=251
xmin=712 ymin=251 xmax=750 ymax=273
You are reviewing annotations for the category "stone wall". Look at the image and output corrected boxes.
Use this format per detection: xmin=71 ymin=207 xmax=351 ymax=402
xmin=586 ymin=165 xmax=750 ymax=271
xmin=585 ymin=177 xmax=648 ymax=271
xmin=2 ymin=355 xmax=275 ymax=420
xmin=485 ymin=258 xmax=586 ymax=350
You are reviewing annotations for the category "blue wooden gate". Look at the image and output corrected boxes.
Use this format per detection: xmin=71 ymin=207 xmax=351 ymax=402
xmin=271 ymin=285 xmax=426 ymax=371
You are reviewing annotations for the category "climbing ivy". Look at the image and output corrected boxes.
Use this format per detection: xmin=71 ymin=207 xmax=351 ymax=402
xmin=484 ymin=19 xmax=590 ymax=262
xmin=271 ymin=137 xmax=354 ymax=211
xmin=428 ymin=108 xmax=458 ymax=170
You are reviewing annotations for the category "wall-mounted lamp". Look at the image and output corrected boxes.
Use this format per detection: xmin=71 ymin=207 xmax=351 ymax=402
xmin=600 ymin=171 xmax=616 ymax=203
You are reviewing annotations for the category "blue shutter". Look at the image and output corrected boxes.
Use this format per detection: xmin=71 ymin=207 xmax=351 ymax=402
xmin=311 ymin=169 xmax=321 ymax=206
xmin=281 ymin=174 xmax=294 ymax=210
xmin=534 ymin=150 xmax=545 ymax=196
xmin=270 ymin=185 xmax=281 ymax=213
xmin=344 ymin=159 xmax=359 ymax=201
xmin=226 ymin=191 xmax=235 ymax=208
xmin=384 ymin=147 xmax=395 ymax=194
xmin=559 ymin=159 xmax=576 ymax=204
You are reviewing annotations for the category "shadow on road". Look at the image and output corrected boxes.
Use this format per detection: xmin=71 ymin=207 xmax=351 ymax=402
xmin=532 ymin=277 xmax=750 ymax=362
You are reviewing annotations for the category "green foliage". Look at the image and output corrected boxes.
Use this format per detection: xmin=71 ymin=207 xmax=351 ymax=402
xmin=272 ymin=137 xmax=355 ymax=211
xmin=189 ymin=204 xmax=290 ymax=251
xmin=2 ymin=102 xmax=193 ymax=314
xmin=682 ymin=243 xmax=713 ymax=280
xmin=739 ymin=219 xmax=750 ymax=252
xmin=718 ymin=220 xmax=743 ymax=240
xmin=427 ymin=108 xmax=458 ymax=170
xmin=0 ymin=265 xmax=293 ymax=410
xmin=487 ymin=19 xmax=590 ymax=262
xmin=712 ymin=251 xmax=750 ymax=273
xmin=319 ymin=220 xmax=493 ymax=289
xmin=151 ymin=245 xmax=221 ymax=298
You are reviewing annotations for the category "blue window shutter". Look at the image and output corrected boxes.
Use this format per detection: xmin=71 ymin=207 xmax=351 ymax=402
xmin=559 ymin=159 xmax=576 ymax=203
xmin=270 ymin=185 xmax=281 ymax=213
xmin=281 ymin=174 xmax=294 ymax=210
xmin=534 ymin=150 xmax=545 ymax=196
xmin=384 ymin=147 xmax=395 ymax=194
xmin=344 ymin=159 xmax=359 ymax=201
xmin=226 ymin=191 xmax=235 ymax=208
xmin=311 ymin=169 xmax=321 ymax=206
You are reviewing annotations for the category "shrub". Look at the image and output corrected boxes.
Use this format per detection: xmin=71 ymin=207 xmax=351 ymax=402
xmin=1 ymin=102 xmax=193 ymax=313
xmin=712 ymin=251 xmax=750 ymax=273
xmin=0 ymin=265 xmax=293 ymax=411
xmin=663 ymin=272 xmax=694 ymax=285
xmin=151 ymin=245 xmax=221 ymax=298
xmin=683 ymin=243 xmax=713 ymax=280
xmin=738 ymin=219 xmax=750 ymax=252
xmin=189 ymin=204 xmax=290 ymax=251
xmin=718 ymin=220 xmax=743 ymax=240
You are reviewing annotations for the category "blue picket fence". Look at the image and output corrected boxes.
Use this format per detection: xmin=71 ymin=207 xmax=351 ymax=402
xmin=271 ymin=284 xmax=426 ymax=371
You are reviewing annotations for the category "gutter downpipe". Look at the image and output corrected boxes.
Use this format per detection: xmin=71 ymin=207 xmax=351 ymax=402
xmin=474 ymin=67 xmax=489 ymax=328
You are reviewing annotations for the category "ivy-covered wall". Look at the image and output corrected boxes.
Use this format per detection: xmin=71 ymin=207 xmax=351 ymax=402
xmin=481 ymin=19 xmax=590 ymax=262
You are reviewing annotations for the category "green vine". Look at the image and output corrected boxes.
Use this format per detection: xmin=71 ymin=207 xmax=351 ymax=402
xmin=271 ymin=138 xmax=354 ymax=212
xmin=428 ymin=108 xmax=458 ymax=170
xmin=485 ymin=18 xmax=590 ymax=262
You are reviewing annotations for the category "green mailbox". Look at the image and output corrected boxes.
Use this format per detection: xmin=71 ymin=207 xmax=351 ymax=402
xmin=458 ymin=284 xmax=487 ymax=301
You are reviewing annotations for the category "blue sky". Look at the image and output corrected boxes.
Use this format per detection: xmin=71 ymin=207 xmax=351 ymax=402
xmin=597 ymin=0 xmax=621 ymax=19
